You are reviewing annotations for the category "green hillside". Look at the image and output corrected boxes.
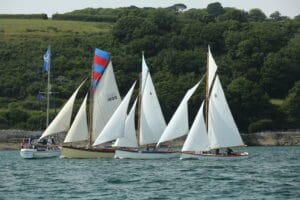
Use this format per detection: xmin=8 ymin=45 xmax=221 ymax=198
xmin=0 ymin=18 xmax=114 ymax=130
xmin=0 ymin=3 xmax=300 ymax=133
xmin=0 ymin=19 xmax=111 ymax=36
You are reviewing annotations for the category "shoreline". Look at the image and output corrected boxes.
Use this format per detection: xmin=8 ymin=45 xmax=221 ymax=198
xmin=241 ymin=131 xmax=300 ymax=146
xmin=0 ymin=130 xmax=300 ymax=150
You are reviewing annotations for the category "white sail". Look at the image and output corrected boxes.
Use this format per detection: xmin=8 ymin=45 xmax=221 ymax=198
xmin=64 ymin=94 xmax=89 ymax=143
xmin=93 ymin=82 xmax=136 ymax=146
xmin=208 ymin=76 xmax=245 ymax=149
xmin=157 ymin=82 xmax=200 ymax=146
xmin=92 ymin=61 xmax=121 ymax=142
xmin=208 ymin=46 xmax=218 ymax=90
xmin=114 ymin=98 xmax=138 ymax=148
xmin=39 ymin=80 xmax=85 ymax=139
xmin=140 ymin=73 xmax=166 ymax=145
xmin=182 ymin=101 xmax=210 ymax=152
xmin=141 ymin=53 xmax=149 ymax=91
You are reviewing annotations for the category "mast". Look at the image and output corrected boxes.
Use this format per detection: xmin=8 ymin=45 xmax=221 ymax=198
xmin=136 ymin=73 xmax=142 ymax=147
xmin=46 ymin=45 xmax=51 ymax=128
xmin=205 ymin=49 xmax=209 ymax=132
xmin=88 ymin=64 xmax=94 ymax=146
xmin=137 ymin=51 xmax=146 ymax=147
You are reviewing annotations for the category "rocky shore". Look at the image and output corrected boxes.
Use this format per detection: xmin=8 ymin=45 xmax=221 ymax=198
xmin=241 ymin=131 xmax=300 ymax=146
xmin=0 ymin=130 xmax=66 ymax=150
xmin=0 ymin=130 xmax=41 ymax=150
xmin=0 ymin=129 xmax=299 ymax=150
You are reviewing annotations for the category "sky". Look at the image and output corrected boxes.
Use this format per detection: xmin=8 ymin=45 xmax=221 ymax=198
xmin=0 ymin=0 xmax=299 ymax=18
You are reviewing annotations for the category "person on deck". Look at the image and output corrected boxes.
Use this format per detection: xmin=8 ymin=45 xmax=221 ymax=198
xmin=226 ymin=148 xmax=233 ymax=155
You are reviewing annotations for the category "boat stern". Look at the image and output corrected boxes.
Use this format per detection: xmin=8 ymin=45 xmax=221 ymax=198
xmin=20 ymin=149 xmax=36 ymax=159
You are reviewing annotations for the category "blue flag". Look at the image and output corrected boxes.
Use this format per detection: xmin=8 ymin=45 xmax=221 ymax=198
xmin=43 ymin=47 xmax=50 ymax=72
xmin=37 ymin=92 xmax=43 ymax=102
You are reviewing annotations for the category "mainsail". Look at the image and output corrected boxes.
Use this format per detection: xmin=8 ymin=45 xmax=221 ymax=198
xmin=208 ymin=46 xmax=218 ymax=90
xmin=139 ymin=58 xmax=166 ymax=145
xmin=91 ymin=61 xmax=121 ymax=142
xmin=208 ymin=76 xmax=244 ymax=149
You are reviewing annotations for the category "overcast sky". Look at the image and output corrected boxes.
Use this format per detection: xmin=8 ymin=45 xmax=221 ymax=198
xmin=0 ymin=0 xmax=299 ymax=18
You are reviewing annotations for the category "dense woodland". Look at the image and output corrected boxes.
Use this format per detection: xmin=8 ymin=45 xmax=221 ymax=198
xmin=0 ymin=3 xmax=299 ymax=133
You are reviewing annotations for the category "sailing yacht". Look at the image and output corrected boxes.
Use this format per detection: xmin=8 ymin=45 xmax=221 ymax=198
xmin=60 ymin=48 xmax=121 ymax=158
xmin=20 ymin=46 xmax=61 ymax=159
xmin=180 ymin=46 xmax=248 ymax=159
xmin=32 ymin=48 xmax=121 ymax=158
xmin=109 ymin=54 xmax=178 ymax=159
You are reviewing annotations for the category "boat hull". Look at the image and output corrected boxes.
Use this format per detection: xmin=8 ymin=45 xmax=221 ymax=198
xmin=20 ymin=148 xmax=61 ymax=159
xmin=61 ymin=146 xmax=115 ymax=158
xmin=180 ymin=152 xmax=249 ymax=160
xmin=115 ymin=148 xmax=179 ymax=159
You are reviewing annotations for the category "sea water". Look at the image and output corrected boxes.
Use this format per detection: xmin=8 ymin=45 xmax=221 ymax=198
xmin=0 ymin=146 xmax=299 ymax=200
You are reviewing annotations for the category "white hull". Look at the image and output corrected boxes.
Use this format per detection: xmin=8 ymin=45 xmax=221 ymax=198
xmin=61 ymin=146 xmax=115 ymax=158
xmin=115 ymin=149 xmax=179 ymax=159
xmin=20 ymin=147 xmax=61 ymax=159
xmin=180 ymin=152 xmax=249 ymax=160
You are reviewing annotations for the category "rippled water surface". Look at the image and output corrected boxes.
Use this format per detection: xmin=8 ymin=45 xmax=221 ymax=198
xmin=0 ymin=146 xmax=299 ymax=200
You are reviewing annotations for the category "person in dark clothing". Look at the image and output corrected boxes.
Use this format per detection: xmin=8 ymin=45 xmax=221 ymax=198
xmin=215 ymin=149 xmax=220 ymax=155
xmin=226 ymin=148 xmax=233 ymax=155
xmin=51 ymin=137 xmax=55 ymax=145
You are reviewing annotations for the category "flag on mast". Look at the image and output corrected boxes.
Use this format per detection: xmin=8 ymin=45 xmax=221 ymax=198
xmin=92 ymin=48 xmax=110 ymax=91
xmin=43 ymin=47 xmax=50 ymax=72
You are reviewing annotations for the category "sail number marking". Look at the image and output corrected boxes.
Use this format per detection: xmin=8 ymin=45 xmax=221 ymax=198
xmin=108 ymin=96 xmax=118 ymax=101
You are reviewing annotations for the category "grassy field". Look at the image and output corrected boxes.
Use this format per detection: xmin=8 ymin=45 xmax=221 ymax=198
xmin=270 ymin=98 xmax=285 ymax=106
xmin=0 ymin=19 xmax=113 ymax=37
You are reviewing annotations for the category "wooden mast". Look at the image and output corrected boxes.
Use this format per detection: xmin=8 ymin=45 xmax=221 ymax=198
xmin=136 ymin=72 xmax=142 ymax=147
xmin=88 ymin=50 xmax=111 ymax=147
xmin=88 ymin=63 xmax=94 ymax=147
xmin=205 ymin=48 xmax=209 ymax=132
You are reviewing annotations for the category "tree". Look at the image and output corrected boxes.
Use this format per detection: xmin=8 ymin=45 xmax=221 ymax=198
xmin=200 ymin=22 xmax=226 ymax=53
xmin=0 ymin=6 xmax=299 ymax=130
xmin=207 ymin=2 xmax=224 ymax=17
xmin=148 ymin=9 xmax=179 ymax=35
xmin=284 ymin=81 xmax=300 ymax=126
xmin=270 ymin=11 xmax=288 ymax=21
xmin=167 ymin=4 xmax=187 ymax=12
xmin=218 ymin=8 xmax=248 ymax=22
xmin=261 ymin=35 xmax=300 ymax=98
xmin=182 ymin=8 xmax=213 ymax=23
xmin=248 ymin=8 xmax=266 ymax=22
xmin=112 ymin=16 xmax=145 ymax=43
xmin=226 ymin=77 xmax=271 ymax=132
